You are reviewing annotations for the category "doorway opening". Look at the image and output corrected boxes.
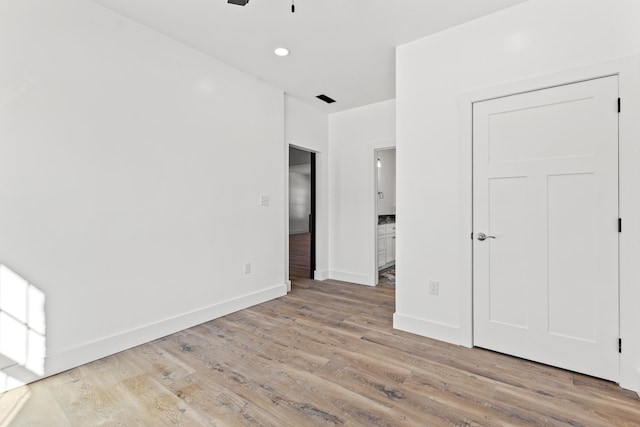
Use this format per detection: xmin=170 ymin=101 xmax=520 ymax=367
xmin=288 ymin=146 xmax=316 ymax=280
xmin=375 ymin=148 xmax=396 ymax=286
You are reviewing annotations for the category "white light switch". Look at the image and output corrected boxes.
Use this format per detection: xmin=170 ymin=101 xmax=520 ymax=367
xmin=260 ymin=195 xmax=270 ymax=207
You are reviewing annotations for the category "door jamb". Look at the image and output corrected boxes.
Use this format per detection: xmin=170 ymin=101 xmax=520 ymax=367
xmin=310 ymin=152 xmax=317 ymax=279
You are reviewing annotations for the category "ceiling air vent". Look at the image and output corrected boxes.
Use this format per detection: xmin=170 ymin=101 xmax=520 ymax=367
xmin=316 ymin=94 xmax=336 ymax=104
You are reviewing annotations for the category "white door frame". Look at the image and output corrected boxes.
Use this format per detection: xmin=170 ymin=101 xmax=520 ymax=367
xmin=457 ymin=56 xmax=640 ymax=392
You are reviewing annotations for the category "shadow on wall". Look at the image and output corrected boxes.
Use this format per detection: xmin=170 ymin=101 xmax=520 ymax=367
xmin=0 ymin=264 xmax=46 ymax=413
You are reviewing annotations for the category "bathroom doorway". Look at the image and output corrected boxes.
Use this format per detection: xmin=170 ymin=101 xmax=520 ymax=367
xmin=375 ymin=148 xmax=396 ymax=286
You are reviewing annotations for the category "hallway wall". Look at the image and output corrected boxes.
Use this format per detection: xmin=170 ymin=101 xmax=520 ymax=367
xmin=328 ymin=100 xmax=396 ymax=285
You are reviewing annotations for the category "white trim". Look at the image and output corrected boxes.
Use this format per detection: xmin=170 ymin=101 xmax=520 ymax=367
xmin=40 ymin=284 xmax=286 ymax=388
xmin=374 ymin=148 xmax=380 ymax=286
xmin=457 ymin=97 xmax=474 ymax=348
xmin=329 ymin=270 xmax=374 ymax=286
xmin=314 ymin=269 xmax=329 ymax=281
xmin=393 ymin=313 xmax=466 ymax=345
xmin=458 ymin=55 xmax=640 ymax=392
xmin=617 ymin=57 xmax=640 ymax=394
xmin=284 ymin=140 xmax=291 ymax=289
xmin=0 ymin=364 xmax=41 ymax=393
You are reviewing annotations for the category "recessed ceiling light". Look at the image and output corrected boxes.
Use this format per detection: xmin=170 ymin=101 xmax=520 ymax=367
xmin=274 ymin=47 xmax=290 ymax=57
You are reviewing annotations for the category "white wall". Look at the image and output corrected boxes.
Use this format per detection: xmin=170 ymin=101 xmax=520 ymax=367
xmin=395 ymin=0 xmax=640 ymax=392
xmin=0 ymin=0 xmax=286 ymax=391
xmin=328 ymin=100 xmax=395 ymax=286
xmin=285 ymin=97 xmax=329 ymax=280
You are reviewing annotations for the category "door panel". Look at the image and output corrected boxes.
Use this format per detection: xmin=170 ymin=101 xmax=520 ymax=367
xmin=488 ymin=177 xmax=529 ymax=328
xmin=473 ymin=76 xmax=619 ymax=381
xmin=547 ymin=173 xmax=596 ymax=341
xmin=489 ymin=96 xmax=597 ymax=164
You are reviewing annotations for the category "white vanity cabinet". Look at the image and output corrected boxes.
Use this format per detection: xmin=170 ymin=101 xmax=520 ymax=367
xmin=378 ymin=222 xmax=396 ymax=269
xmin=378 ymin=227 xmax=386 ymax=267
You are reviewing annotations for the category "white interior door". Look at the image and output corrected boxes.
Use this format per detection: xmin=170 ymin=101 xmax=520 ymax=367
xmin=473 ymin=76 xmax=619 ymax=381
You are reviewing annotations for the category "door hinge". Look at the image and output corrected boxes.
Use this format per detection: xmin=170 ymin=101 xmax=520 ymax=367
xmin=471 ymin=232 xmax=474 ymax=240
xmin=618 ymin=218 xmax=622 ymax=233
xmin=619 ymin=338 xmax=622 ymax=353
xmin=618 ymin=98 xmax=621 ymax=113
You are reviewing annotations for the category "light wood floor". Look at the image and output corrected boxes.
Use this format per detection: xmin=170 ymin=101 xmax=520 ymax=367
xmin=2 ymin=279 xmax=640 ymax=426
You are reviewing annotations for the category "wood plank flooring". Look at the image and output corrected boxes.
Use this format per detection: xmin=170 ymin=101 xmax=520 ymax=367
xmin=2 ymin=278 xmax=640 ymax=426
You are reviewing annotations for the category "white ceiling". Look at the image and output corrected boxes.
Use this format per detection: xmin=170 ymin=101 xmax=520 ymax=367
xmin=93 ymin=0 xmax=529 ymax=113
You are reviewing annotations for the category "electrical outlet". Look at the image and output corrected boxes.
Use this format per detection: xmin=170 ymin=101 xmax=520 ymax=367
xmin=243 ymin=262 xmax=251 ymax=274
xmin=429 ymin=280 xmax=439 ymax=295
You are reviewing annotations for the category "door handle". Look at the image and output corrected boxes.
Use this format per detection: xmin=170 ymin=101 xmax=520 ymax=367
xmin=476 ymin=232 xmax=496 ymax=241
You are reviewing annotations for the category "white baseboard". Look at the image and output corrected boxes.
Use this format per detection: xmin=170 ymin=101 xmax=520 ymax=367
xmin=1 ymin=284 xmax=286 ymax=393
xmin=314 ymin=270 xmax=329 ymax=281
xmin=0 ymin=364 xmax=41 ymax=393
xmin=393 ymin=312 xmax=468 ymax=347
xmin=328 ymin=270 xmax=373 ymax=286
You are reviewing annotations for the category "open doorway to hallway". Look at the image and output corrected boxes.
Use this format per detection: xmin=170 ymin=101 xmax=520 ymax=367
xmin=376 ymin=148 xmax=396 ymax=286
xmin=289 ymin=146 xmax=316 ymax=280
